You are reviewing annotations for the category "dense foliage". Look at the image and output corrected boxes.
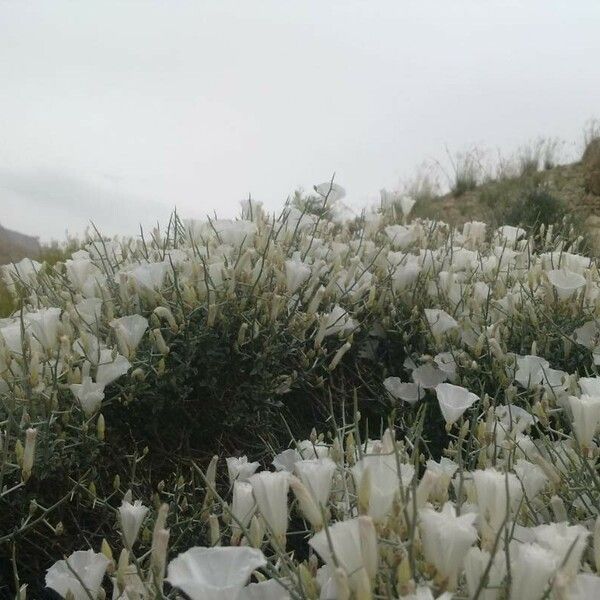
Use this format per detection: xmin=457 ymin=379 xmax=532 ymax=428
xmin=1 ymin=184 xmax=600 ymax=599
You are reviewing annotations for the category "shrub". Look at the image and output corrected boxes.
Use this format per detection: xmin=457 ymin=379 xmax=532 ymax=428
xmin=2 ymin=187 xmax=600 ymax=596
xmin=503 ymin=185 xmax=567 ymax=233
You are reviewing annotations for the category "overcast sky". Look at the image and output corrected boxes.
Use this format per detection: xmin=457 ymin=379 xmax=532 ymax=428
xmin=1 ymin=1 xmax=600 ymax=241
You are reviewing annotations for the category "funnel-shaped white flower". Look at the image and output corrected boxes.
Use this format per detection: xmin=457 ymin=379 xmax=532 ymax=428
xmin=412 ymin=364 xmax=447 ymax=389
xmin=383 ymin=377 xmax=424 ymax=405
xmin=532 ymin=522 xmax=589 ymax=577
xmin=231 ymin=481 xmax=256 ymax=539
xmin=272 ymin=449 xmax=301 ymax=473
xmin=95 ymin=349 xmax=131 ymax=386
xmin=249 ymin=471 xmax=289 ymax=543
xmin=46 ymin=550 xmax=109 ymax=600
xmin=385 ymin=225 xmax=416 ymax=249
xmin=315 ymin=182 xmax=346 ymax=203
xmin=118 ymin=498 xmax=149 ymax=548
xmin=568 ymin=394 xmax=600 ymax=448
xmin=319 ymin=305 xmax=357 ymax=339
xmin=309 ymin=518 xmax=374 ymax=591
xmin=238 ymin=579 xmax=290 ymax=600
xmin=226 ymin=456 xmax=260 ymax=485
xmin=435 ymin=383 xmax=478 ymax=425
xmin=463 ymin=221 xmax=487 ymax=245
xmin=294 ymin=458 xmax=336 ymax=507
xmin=579 ymin=376 xmax=600 ymax=396
xmin=464 ymin=547 xmax=506 ymax=600
xmin=351 ymin=453 xmax=414 ymax=521
xmin=513 ymin=354 xmax=550 ymax=388
xmin=400 ymin=196 xmax=416 ymax=217
xmin=25 ymin=307 xmax=62 ymax=351
xmin=70 ymin=376 xmax=105 ymax=417
xmin=167 ymin=546 xmax=267 ymax=600
xmin=514 ymin=459 xmax=548 ymax=501
xmin=509 ymin=542 xmax=557 ymax=600
xmin=547 ymin=268 xmax=586 ymax=300
xmin=566 ymin=574 xmax=600 ymax=600
xmin=110 ymin=315 xmax=148 ymax=356
xmin=472 ymin=468 xmax=523 ymax=545
xmin=285 ymin=259 xmax=311 ymax=294
xmin=495 ymin=225 xmax=525 ymax=247
xmin=424 ymin=308 xmax=458 ymax=338
xmin=419 ymin=502 xmax=478 ymax=590
xmin=128 ymin=261 xmax=168 ymax=290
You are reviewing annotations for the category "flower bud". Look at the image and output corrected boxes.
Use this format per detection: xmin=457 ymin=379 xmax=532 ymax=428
xmin=97 ymin=414 xmax=105 ymax=441
xmin=22 ymin=428 xmax=37 ymax=482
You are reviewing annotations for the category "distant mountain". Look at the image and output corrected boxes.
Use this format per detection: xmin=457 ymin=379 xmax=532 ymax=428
xmin=0 ymin=223 xmax=40 ymax=265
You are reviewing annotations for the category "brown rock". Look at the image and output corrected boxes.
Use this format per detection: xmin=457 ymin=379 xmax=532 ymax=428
xmin=582 ymin=138 xmax=600 ymax=196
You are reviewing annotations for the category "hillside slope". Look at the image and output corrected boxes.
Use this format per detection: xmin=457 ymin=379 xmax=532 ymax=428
xmin=413 ymin=139 xmax=600 ymax=246
xmin=0 ymin=223 xmax=40 ymax=264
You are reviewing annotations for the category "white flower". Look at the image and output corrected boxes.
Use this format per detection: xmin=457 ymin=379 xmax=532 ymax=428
xmin=46 ymin=550 xmax=110 ymax=600
xmin=383 ymin=377 xmax=424 ymax=405
xmin=463 ymin=221 xmax=487 ymax=245
xmin=226 ymin=456 xmax=260 ymax=485
xmin=385 ymin=224 xmax=416 ymax=249
xmin=400 ymin=587 xmax=453 ymax=600
xmin=208 ymin=219 xmax=257 ymax=247
xmin=509 ymin=542 xmax=557 ymax=600
xmin=423 ymin=457 xmax=458 ymax=504
xmin=285 ymin=259 xmax=311 ymax=294
xmin=565 ymin=574 xmax=600 ymax=600
xmin=472 ymin=468 xmax=523 ymax=546
xmin=65 ymin=258 xmax=102 ymax=291
xmin=166 ymin=546 xmax=266 ymax=600
xmin=412 ymin=363 xmax=447 ymax=389
xmin=531 ymin=522 xmax=589 ymax=577
xmin=495 ymin=404 xmax=536 ymax=434
xmin=128 ymin=261 xmax=168 ymax=290
xmin=435 ymin=383 xmax=478 ymax=425
xmin=424 ymin=308 xmax=458 ymax=338
xmin=249 ymin=471 xmax=289 ymax=544
xmin=309 ymin=518 xmax=373 ymax=592
xmin=464 ymin=547 xmax=506 ymax=600
xmin=434 ymin=352 xmax=457 ymax=381
xmin=25 ymin=307 xmax=62 ymax=351
xmin=238 ymin=579 xmax=290 ymax=600
xmin=399 ymin=196 xmax=416 ymax=217
xmin=231 ymin=481 xmax=256 ymax=540
xmin=70 ymin=376 xmax=105 ymax=416
xmin=294 ymin=458 xmax=336 ymax=507
xmin=579 ymin=376 xmax=600 ymax=396
xmin=568 ymin=394 xmax=600 ymax=448
xmin=95 ymin=350 xmax=131 ymax=386
xmin=419 ymin=502 xmax=478 ymax=590
xmin=318 ymin=305 xmax=357 ymax=340
xmin=547 ymin=268 xmax=586 ymax=300
xmin=315 ymin=182 xmax=346 ymax=203
xmin=118 ymin=498 xmax=149 ymax=548
xmin=514 ymin=459 xmax=548 ymax=500
xmin=495 ymin=225 xmax=525 ymax=247
xmin=272 ymin=449 xmax=301 ymax=473
xmin=74 ymin=298 xmax=103 ymax=331
xmin=110 ymin=315 xmax=149 ymax=356
xmin=351 ymin=454 xmax=414 ymax=522
xmin=513 ymin=354 xmax=550 ymax=388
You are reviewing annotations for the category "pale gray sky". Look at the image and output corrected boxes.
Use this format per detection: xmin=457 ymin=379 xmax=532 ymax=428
xmin=1 ymin=1 xmax=599 ymax=240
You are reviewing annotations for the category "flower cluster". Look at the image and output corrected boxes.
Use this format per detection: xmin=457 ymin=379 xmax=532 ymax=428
xmin=2 ymin=185 xmax=600 ymax=598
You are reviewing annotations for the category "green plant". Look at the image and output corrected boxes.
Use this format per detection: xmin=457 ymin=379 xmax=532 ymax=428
xmin=503 ymin=186 xmax=567 ymax=233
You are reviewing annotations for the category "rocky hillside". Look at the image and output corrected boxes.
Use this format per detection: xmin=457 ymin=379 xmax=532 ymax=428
xmin=0 ymin=223 xmax=40 ymax=265
xmin=413 ymin=138 xmax=600 ymax=247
